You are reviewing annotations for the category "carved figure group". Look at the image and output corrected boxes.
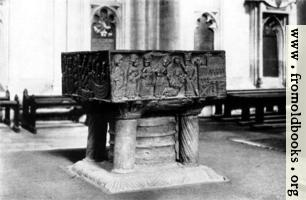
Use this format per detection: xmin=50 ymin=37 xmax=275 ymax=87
xmin=63 ymin=51 xmax=226 ymax=101
xmin=110 ymin=53 xmax=209 ymax=100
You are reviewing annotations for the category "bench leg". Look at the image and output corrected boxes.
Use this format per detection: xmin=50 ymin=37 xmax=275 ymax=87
xmin=23 ymin=106 xmax=37 ymax=134
xmin=215 ymin=102 xmax=223 ymax=116
xmin=224 ymin=104 xmax=232 ymax=118
xmin=0 ymin=107 xmax=3 ymax=122
xmin=278 ymin=104 xmax=286 ymax=114
xmin=266 ymin=105 xmax=274 ymax=113
xmin=4 ymin=106 xmax=10 ymax=126
xmin=241 ymin=105 xmax=250 ymax=121
xmin=12 ymin=96 xmax=20 ymax=133
xmin=255 ymin=104 xmax=264 ymax=124
xmin=30 ymin=107 xmax=37 ymax=134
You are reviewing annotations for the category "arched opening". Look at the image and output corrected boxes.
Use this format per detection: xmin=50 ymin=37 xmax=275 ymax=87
xmin=91 ymin=6 xmax=117 ymax=51
xmin=194 ymin=13 xmax=216 ymax=50
xmin=262 ymin=16 xmax=283 ymax=77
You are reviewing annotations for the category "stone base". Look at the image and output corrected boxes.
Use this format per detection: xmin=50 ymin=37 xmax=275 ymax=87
xmin=68 ymin=160 xmax=228 ymax=194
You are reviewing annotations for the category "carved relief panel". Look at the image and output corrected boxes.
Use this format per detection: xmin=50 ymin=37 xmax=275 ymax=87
xmin=62 ymin=51 xmax=110 ymax=99
xmin=196 ymin=53 xmax=226 ymax=97
xmin=62 ymin=51 xmax=226 ymax=103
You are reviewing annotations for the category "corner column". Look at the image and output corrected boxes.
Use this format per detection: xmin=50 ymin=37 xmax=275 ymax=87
xmin=86 ymin=113 xmax=108 ymax=162
xmin=112 ymin=118 xmax=137 ymax=173
xmin=179 ymin=109 xmax=201 ymax=165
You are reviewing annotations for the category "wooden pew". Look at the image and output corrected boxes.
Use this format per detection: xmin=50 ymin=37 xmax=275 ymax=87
xmin=216 ymin=89 xmax=285 ymax=128
xmin=22 ymin=89 xmax=84 ymax=134
xmin=0 ymin=90 xmax=20 ymax=132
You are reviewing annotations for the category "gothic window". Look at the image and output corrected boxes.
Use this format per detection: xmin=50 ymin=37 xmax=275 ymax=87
xmin=263 ymin=14 xmax=287 ymax=80
xmin=245 ymin=0 xmax=294 ymax=88
xmin=263 ymin=17 xmax=281 ymax=77
xmin=91 ymin=7 xmax=117 ymax=51
xmin=194 ymin=13 xmax=216 ymax=50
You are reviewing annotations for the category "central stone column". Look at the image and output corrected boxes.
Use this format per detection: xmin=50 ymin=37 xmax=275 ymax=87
xmin=136 ymin=117 xmax=177 ymax=164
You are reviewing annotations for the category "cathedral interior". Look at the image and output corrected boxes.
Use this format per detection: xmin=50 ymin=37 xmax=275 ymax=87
xmin=0 ymin=0 xmax=305 ymax=199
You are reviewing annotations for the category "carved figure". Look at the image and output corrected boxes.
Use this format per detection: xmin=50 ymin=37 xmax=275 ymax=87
xmin=125 ymin=54 xmax=140 ymax=98
xmin=111 ymin=54 xmax=125 ymax=99
xmin=184 ymin=54 xmax=199 ymax=96
xmin=153 ymin=56 xmax=171 ymax=97
xmin=139 ymin=54 xmax=155 ymax=98
xmin=163 ymin=56 xmax=186 ymax=97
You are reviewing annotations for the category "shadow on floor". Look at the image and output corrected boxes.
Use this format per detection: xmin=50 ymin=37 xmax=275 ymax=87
xmin=47 ymin=148 xmax=86 ymax=162
xmin=229 ymin=136 xmax=285 ymax=152
xmin=249 ymin=137 xmax=285 ymax=151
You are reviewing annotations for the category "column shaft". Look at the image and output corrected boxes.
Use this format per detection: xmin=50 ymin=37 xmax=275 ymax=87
xmin=113 ymin=119 xmax=137 ymax=173
xmin=86 ymin=113 xmax=108 ymax=162
xmin=179 ymin=115 xmax=199 ymax=165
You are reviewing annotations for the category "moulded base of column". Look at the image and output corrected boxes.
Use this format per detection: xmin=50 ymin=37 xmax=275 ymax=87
xmin=67 ymin=159 xmax=228 ymax=194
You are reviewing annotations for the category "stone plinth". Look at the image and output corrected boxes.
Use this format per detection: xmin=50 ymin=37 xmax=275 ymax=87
xmin=62 ymin=50 xmax=227 ymax=193
xmin=69 ymin=160 xmax=228 ymax=194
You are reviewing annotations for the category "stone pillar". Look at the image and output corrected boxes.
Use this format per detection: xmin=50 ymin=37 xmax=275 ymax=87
xmin=146 ymin=0 xmax=160 ymax=50
xmin=86 ymin=113 xmax=108 ymax=162
xmin=112 ymin=118 xmax=137 ymax=173
xmin=130 ymin=0 xmax=146 ymax=50
xmin=159 ymin=0 xmax=180 ymax=50
xmin=179 ymin=114 xmax=199 ymax=165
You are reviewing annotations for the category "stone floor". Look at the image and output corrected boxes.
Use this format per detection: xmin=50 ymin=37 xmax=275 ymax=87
xmin=0 ymin=119 xmax=285 ymax=200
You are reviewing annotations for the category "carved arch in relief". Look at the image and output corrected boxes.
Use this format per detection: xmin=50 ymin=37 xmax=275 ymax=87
xmin=90 ymin=4 xmax=123 ymax=50
xmin=194 ymin=12 xmax=218 ymax=50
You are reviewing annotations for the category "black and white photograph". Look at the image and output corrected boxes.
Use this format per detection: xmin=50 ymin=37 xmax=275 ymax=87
xmin=0 ymin=0 xmax=306 ymax=199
